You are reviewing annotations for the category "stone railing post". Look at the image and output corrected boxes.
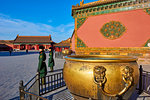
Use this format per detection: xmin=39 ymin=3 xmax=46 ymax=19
xmin=31 ymin=72 xmax=40 ymax=100
xmin=138 ymin=65 xmax=143 ymax=94
xmin=36 ymin=72 xmax=40 ymax=96
xmin=19 ymin=80 xmax=24 ymax=100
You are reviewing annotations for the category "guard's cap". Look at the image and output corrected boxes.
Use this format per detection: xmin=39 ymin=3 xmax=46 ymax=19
xmin=49 ymin=47 xmax=53 ymax=50
xmin=39 ymin=46 xmax=45 ymax=49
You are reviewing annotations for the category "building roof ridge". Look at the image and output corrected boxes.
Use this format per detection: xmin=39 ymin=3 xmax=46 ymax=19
xmin=72 ymin=0 xmax=128 ymax=10
xmin=13 ymin=35 xmax=54 ymax=43
xmin=18 ymin=36 xmax=50 ymax=37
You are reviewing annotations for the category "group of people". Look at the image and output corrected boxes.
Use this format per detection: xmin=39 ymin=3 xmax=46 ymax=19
xmin=37 ymin=46 xmax=54 ymax=85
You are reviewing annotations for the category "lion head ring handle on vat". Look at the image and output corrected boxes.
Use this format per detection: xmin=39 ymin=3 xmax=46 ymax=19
xmin=93 ymin=65 xmax=133 ymax=97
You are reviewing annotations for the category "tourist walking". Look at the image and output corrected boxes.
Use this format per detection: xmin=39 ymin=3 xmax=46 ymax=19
xmin=37 ymin=46 xmax=47 ymax=85
xmin=48 ymin=47 xmax=55 ymax=71
xmin=9 ymin=49 xmax=12 ymax=56
xmin=26 ymin=49 xmax=28 ymax=53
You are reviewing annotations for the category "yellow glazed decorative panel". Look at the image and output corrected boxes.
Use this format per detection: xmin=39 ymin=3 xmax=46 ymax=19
xmin=100 ymin=21 xmax=126 ymax=40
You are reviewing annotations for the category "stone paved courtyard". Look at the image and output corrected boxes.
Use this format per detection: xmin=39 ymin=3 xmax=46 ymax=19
xmin=0 ymin=52 xmax=65 ymax=100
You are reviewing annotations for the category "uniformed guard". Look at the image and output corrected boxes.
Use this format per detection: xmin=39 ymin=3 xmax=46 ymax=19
xmin=48 ymin=47 xmax=55 ymax=71
xmin=38 ymin=46 xmax=47 ymax=85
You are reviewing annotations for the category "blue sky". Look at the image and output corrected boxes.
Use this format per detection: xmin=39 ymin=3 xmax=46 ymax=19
xmin=0 ymin=0 xmax=96 ymax=43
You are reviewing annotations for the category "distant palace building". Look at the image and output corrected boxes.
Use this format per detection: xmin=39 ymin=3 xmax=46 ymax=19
xmin=71 ymin=0 xmax=150 ymax=56
xmin=0 ymin=35 xmax=72 ymax=51
xmin=54 ymin=38 xmax=71 ymax=52
xmin=13 ymin=35 xmax=54 ymax=50
xmin=0 ymin=40 xmax=13 ymax=51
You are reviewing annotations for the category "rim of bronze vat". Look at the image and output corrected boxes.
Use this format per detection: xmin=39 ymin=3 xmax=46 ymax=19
xmin=65 ymin=55 xmax=137 ymax=63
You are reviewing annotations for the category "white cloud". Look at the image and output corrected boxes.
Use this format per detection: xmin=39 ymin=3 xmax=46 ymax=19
xmin=48 ymin=20 xmax=52 ymax=23
xmin=0 ymin=13 xmax=74 ymax=43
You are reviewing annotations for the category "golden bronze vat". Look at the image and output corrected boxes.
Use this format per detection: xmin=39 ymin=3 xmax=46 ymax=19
xmin=62 ymin=49 xmax=72 ymax=56
xmin=63 ymin=55 xmax=139 ymax=100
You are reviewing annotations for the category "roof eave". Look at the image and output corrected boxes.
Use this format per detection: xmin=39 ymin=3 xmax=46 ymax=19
xmin=72 ymin=0 xmax=129 ymax=16
xmin=13 ymin=42 xmax=52 ymax=43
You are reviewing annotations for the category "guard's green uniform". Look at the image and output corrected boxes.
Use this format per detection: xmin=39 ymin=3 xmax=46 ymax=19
xmin=38 ymin=51 xmax=47 ymax=78
xmin=48 ymin=51 xmax=54 ymax=71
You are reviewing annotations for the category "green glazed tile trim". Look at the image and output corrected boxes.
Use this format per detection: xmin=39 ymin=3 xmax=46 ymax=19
xmin=73 ymin=2 xmax=150 ymax=18
xmin=144 ymin=39 xmax=150 ymax=47
xmin=77 ymin=37 xmax=87 ymax=48
xmin=145 ymin=8 xmax=150 ymax=15
xmin=77 ymin=17 xmax=87 ymax=29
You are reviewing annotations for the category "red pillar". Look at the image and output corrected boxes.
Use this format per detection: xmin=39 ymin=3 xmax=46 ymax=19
xmin=28 ymin=45 xmax=30 ymax=50
xmin=37 ymin=45 xmax=39 ymax=50
xmin=58 ymin=47 xmax=60 ymax=52
xmin=34 ymin=45 xmax=36 ymax=50
xmin=13 ymin=44 xmax=15 ymax=50
xmin=59 ymin=47 xmax=61 ymax=52
xmin=25 ymin=45 xmax=28 ymax=50
xmin=19 ymin=45 xmax=20 ymax=50
xmin=29 ymin=45 xmax=31 ymax=50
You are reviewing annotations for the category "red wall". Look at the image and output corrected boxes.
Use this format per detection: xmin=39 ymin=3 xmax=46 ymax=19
xmin=71 ymin=35 xmax=75 ymax=51
xmin=13 ymin=44 xmax=51 ymax=50
xmin=72 ymin=9 xmax=150 ymax=49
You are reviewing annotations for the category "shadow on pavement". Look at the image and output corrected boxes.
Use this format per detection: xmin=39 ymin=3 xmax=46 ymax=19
xmin=45 ymin=88 xmax=73 ymax=100
xmin=0 ymin=51 xmax=49 ymax=56
xmin=9 ymin=96 xmax=19 ymax=100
